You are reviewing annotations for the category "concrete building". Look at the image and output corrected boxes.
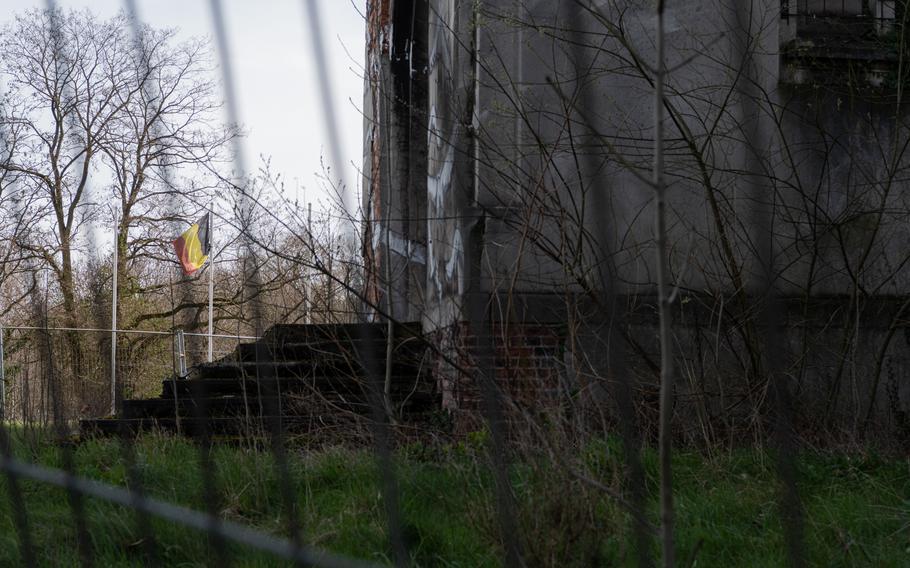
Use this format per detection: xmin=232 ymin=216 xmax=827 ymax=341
xmin=364 ymin=0 xmax=910 ymax=444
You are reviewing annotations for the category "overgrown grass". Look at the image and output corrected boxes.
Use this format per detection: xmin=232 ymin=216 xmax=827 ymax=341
xmin=0 ymin=429 xmax=906 ymax=566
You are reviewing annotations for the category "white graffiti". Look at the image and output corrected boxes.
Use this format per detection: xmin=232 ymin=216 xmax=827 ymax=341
xmin=371 ymin=222 xmax=427 ymax=264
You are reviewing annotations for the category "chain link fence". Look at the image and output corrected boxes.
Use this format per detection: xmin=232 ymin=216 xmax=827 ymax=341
xmin=0 ymin=326 xmax=253 ymax=425
xmin=3 ymin=0 xmax=902 ymax=566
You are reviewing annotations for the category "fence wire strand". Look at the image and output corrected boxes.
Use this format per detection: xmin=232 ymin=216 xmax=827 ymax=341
xmin=208 ymin=0 xmax=305 ymax=561
xmin=0 ymin=0 xmax=844 ymax=566
xmin=303 ymin=2 xmax=408 ymax=563
xmin=0 ymin=452 xmax=378 ymax=568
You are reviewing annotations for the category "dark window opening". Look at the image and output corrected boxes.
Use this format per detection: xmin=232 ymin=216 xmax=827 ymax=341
xmin=782 ymin=1 xmax=905 ymax=38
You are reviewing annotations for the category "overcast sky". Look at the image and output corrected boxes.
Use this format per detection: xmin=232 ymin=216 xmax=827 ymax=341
xmin=3 ymin=0 xmax=366 ymax=212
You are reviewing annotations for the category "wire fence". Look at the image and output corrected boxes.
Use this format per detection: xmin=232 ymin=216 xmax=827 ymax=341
xmin=0 ymin=326 xmax=254 ymax=424
xmin=2 ymin=0 xmax=906 ymax=566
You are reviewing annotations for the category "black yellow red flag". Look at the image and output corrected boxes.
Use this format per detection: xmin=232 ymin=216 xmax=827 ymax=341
xmin=173 ymin=214 xmax=211 ymax=275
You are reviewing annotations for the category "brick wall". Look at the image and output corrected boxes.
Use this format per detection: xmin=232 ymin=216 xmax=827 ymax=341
xmin=431 ymin=321 xmax=566 ymax=431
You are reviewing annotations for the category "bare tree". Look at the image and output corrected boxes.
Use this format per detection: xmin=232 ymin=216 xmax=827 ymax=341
xmin=0 ymin=9 xmax=139 ymax=329
xmin=97 ymin=21 xmax=234 ymax=327
xmin=0 ymin=7 xmax=245 ymax=415
xmin=0 ymin=108 xmax=45 ymax=317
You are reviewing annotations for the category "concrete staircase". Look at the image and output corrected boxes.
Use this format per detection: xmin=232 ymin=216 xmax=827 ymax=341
xmin=80 ymin=322 xmax=438 ymax=438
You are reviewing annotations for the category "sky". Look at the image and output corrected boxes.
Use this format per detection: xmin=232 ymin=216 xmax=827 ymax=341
xmin=3 ymin=0 xmax=367 ymax=214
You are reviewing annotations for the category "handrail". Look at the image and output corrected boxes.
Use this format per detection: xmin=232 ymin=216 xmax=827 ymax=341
xmin=0 ymin=324 xmax=261 ymax=418
xmin=0 ymin=326 xmax=260 ymax=341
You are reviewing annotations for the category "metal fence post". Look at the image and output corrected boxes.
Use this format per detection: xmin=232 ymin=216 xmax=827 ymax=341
xmin=111 ymin=225 xmax=119 ymax=417
xmin=0 ymin=324 xmax=5 ymax=422
xmin=175 ymin=329 xmax=188 ymax=378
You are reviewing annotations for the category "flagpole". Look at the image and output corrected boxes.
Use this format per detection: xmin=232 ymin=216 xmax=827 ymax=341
xmin=207 ymin=207 xmax=214 ymax=363
xmin=111 ymin=219 xmax=119 ymax=417
xmin=306 ymin=202 xmax=312 ymax=325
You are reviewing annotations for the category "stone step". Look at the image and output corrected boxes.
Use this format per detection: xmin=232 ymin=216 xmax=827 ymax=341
xmin=81 ymin=322 xmax=437 ymax=439
xmin=188 ymin=359 xmax=425 ymax=380
xmin=261 ymin=322 xmax=422 ymax=344
xmin=230 ymin=339 xmax=426 ymax=365
xmin=123 ymin=390 xmax=439 ymax=419
xmin=159 ymin=375 xmax=435 ymax=399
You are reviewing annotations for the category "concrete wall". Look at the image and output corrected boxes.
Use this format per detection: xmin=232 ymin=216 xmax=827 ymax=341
xmin=365 ymin=0 xmax=910 ymax=443
xmin=364 ymin=0 xmax=429 ymax=323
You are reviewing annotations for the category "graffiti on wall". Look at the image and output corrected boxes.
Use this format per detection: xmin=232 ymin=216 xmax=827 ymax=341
xmin=427 ymin=0 xmax=464 ymax=309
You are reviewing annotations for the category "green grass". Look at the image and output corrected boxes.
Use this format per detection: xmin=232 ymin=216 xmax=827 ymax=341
xmin=0 ymin=430 xmax=906 ymax=566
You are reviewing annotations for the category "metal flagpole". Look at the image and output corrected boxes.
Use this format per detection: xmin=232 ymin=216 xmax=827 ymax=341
xmin=207 ymin=208 xmax=214 ymax=362
xmin=306 ymin=202 xmax=312 ymax=325
xmin=111 ymin=221 xmax=119 ymax=416
xmin=0 ymin=323 xmax=5 ymax=422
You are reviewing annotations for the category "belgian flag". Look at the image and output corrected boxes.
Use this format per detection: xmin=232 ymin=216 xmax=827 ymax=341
xmin=173 ymin=213 xmax=211 ymax=275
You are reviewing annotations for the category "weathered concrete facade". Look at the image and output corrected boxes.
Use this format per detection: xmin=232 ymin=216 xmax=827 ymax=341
xmin=364 ymin=0 xmax=429 ymax=322
xmin=365 ymin=0 xmax=910 ymax=444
